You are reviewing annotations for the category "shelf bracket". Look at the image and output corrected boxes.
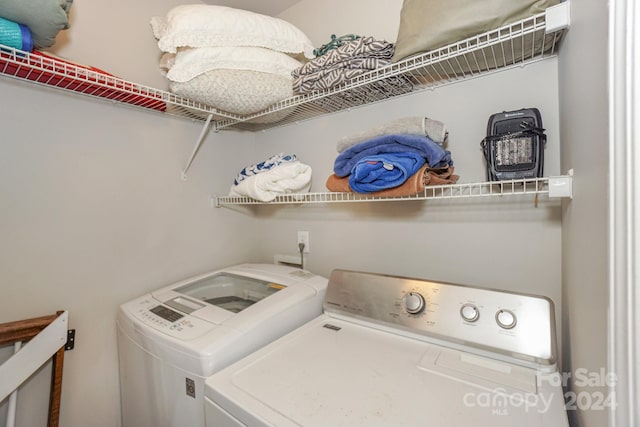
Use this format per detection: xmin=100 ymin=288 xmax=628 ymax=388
xmin=548 ymin=170 xmax=573 ymax=199
xmin=545 ymin=1 xmax=570 ymax=34
xmin=182 ymin=114 xmax=215 ymax=181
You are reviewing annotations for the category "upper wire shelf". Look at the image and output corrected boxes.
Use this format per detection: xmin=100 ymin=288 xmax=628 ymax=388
xmin=213 ymin=175 xmax=573 ymax=208
xmin=219 ymin=2 xmax=569 ymax=131
xmin=0 ymin=3 xmax=569 ymax=131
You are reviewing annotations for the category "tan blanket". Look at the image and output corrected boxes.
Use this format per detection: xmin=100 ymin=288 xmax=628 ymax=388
xmin=326 ymin=164 xmax=459 ymax=197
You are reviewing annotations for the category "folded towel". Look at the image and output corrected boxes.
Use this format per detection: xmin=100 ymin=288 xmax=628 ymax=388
xmin=233 ymin=153 xmax=297 ymax=185
xmin=337 ymin=117 xmax=448 ymax=153
xmin=326 ymin=165 xmax=460 ymax=197
xmin=229 ymin=161 xmax=312 ymax=202
xmin=334 ymin=133 xmax=452 ymax=177
xmin=349 ymin=152 xmax=426 ymax=193
xmin=0 ymin=16 xmax=33 ymax=51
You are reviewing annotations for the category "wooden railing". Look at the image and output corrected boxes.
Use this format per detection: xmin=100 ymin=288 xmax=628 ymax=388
xmin=0 ymin=311 xmax=68 ymax=427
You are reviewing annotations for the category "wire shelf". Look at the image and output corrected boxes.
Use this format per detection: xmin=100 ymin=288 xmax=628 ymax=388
xmin=214 ymin=176 xmax=571 ymax=207
xmin=219 ymin=4 xmax=568 ymax=131
xmin=0 ymin=4 xmax=568 ymax=131
xmin=0 ymin=46 xmax=239 ymax=121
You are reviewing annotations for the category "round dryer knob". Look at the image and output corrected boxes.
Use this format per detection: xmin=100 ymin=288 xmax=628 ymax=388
xmin=460 ymin=303 xmax=479 ymax=322
xmin=403 ymin=292 xmax=426 ymax=314
xmin=495 ymin=309 xmax=517 ymax=329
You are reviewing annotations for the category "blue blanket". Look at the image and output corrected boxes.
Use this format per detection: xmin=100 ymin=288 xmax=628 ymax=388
xmin=349 ymin=152 xmax=425 ymax=193
xmin=333 ymin=134 xmax=452 ymax=177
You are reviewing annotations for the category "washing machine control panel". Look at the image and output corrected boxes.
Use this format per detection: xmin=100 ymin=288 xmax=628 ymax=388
xmin=324 ymin=270 xmax=556 ymax=365
xmin=127 ymin=296 xmax=215 ymax=340
xmin=150 ymin=305 xmax=184 ymax=322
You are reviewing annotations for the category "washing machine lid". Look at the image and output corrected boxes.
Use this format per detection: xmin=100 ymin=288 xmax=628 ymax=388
xmin=170 ymin=272 xmax=285 ymax=314
xmin=150 ymin=265 xmax=302 ymax=325
xmin=205 ymin=315 xmax=569 ymax=427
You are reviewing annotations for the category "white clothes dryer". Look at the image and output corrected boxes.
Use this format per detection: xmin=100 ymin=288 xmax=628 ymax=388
xmin=204 ymin=269 xmax=569 ymax=427
xmin=116 ymin=263 xmax=328 ymax=427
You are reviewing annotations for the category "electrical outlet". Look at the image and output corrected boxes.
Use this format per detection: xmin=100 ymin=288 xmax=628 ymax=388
xmin=297 ymin=231 xmax=310 ymax=253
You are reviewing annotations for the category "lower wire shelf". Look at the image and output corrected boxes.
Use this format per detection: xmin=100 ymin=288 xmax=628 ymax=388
xmin=213 ymin=175 xmax=573 ymax=208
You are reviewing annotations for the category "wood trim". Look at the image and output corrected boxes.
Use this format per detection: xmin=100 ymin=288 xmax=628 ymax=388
xmin=48 ymin=344 xmax=65 ymax=427
xmin=609 ymin=0 xmax=640 ymax=425
xmin=0 ymin=312 xmax=67 ymax=427
xmin=0 ymin=314 xmax=58 ymax=346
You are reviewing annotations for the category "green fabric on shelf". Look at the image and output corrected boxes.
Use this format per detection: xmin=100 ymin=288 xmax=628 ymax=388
xmin=313 ymin=34 xmax=361 ymax=57
xmin=392 ymin=0 xmax=559 ymax=62
xmin=0 ymin=0 xmax=72 ymax=48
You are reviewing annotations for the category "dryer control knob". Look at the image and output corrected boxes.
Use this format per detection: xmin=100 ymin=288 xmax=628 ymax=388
xmin=496 ymin=309 xmax=517 ymax=329
xmin=403 ymin=292 xmax=426 ymax=314
xmin=460 ymin=304 xmax=479 ymax=322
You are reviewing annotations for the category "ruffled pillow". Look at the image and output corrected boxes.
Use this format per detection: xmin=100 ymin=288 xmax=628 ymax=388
xmin=151 ymin=5 xmax=314 ymax=58
xmin=164 ymin=46 xmax=302 ymax=83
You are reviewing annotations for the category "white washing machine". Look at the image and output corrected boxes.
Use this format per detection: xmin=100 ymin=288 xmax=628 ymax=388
xmin=116 ymin=263 xmax=328 ymax=427
xmin=204 ymin=269 xmax=569 ymax=427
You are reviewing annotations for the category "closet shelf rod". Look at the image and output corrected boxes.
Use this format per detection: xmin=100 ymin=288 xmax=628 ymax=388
xmin=213 ymin=175 xmax=573 ymax=207
xmin=181 ymin=113 xmax=216 ymax=180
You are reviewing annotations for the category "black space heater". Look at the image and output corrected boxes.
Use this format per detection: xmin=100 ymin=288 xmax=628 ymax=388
xmin=481 ymin=108 xmax=546 ymax=181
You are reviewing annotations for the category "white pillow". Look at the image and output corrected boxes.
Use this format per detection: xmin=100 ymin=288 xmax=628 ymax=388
xmin=151 ymin=5 xmax=315 ymax=58
xmin=164 ymin=46 xmax=302 ymax=83
xmin=169 ymin=69 xmax=293 ymax=116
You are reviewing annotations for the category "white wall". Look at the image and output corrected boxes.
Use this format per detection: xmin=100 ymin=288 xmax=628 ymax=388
xmin=54 ymin=0 xmax=197 ymax=88
xmin=558 ymin=0 xmax=610 ymax=426
xmin=259 ymin=0 xmax=563 ymax=342
xmin=0 ymin=81 xmax=260 ymax=427
xmin=279 ymin=0 xmax=402 ymax=47
xmin=0 ymin=0 xmax=586 ymax=426
xmin=0 ymin=1 xmax=260 ymax=426
xmin=239 ymin=58 xmax=563 ymax=325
